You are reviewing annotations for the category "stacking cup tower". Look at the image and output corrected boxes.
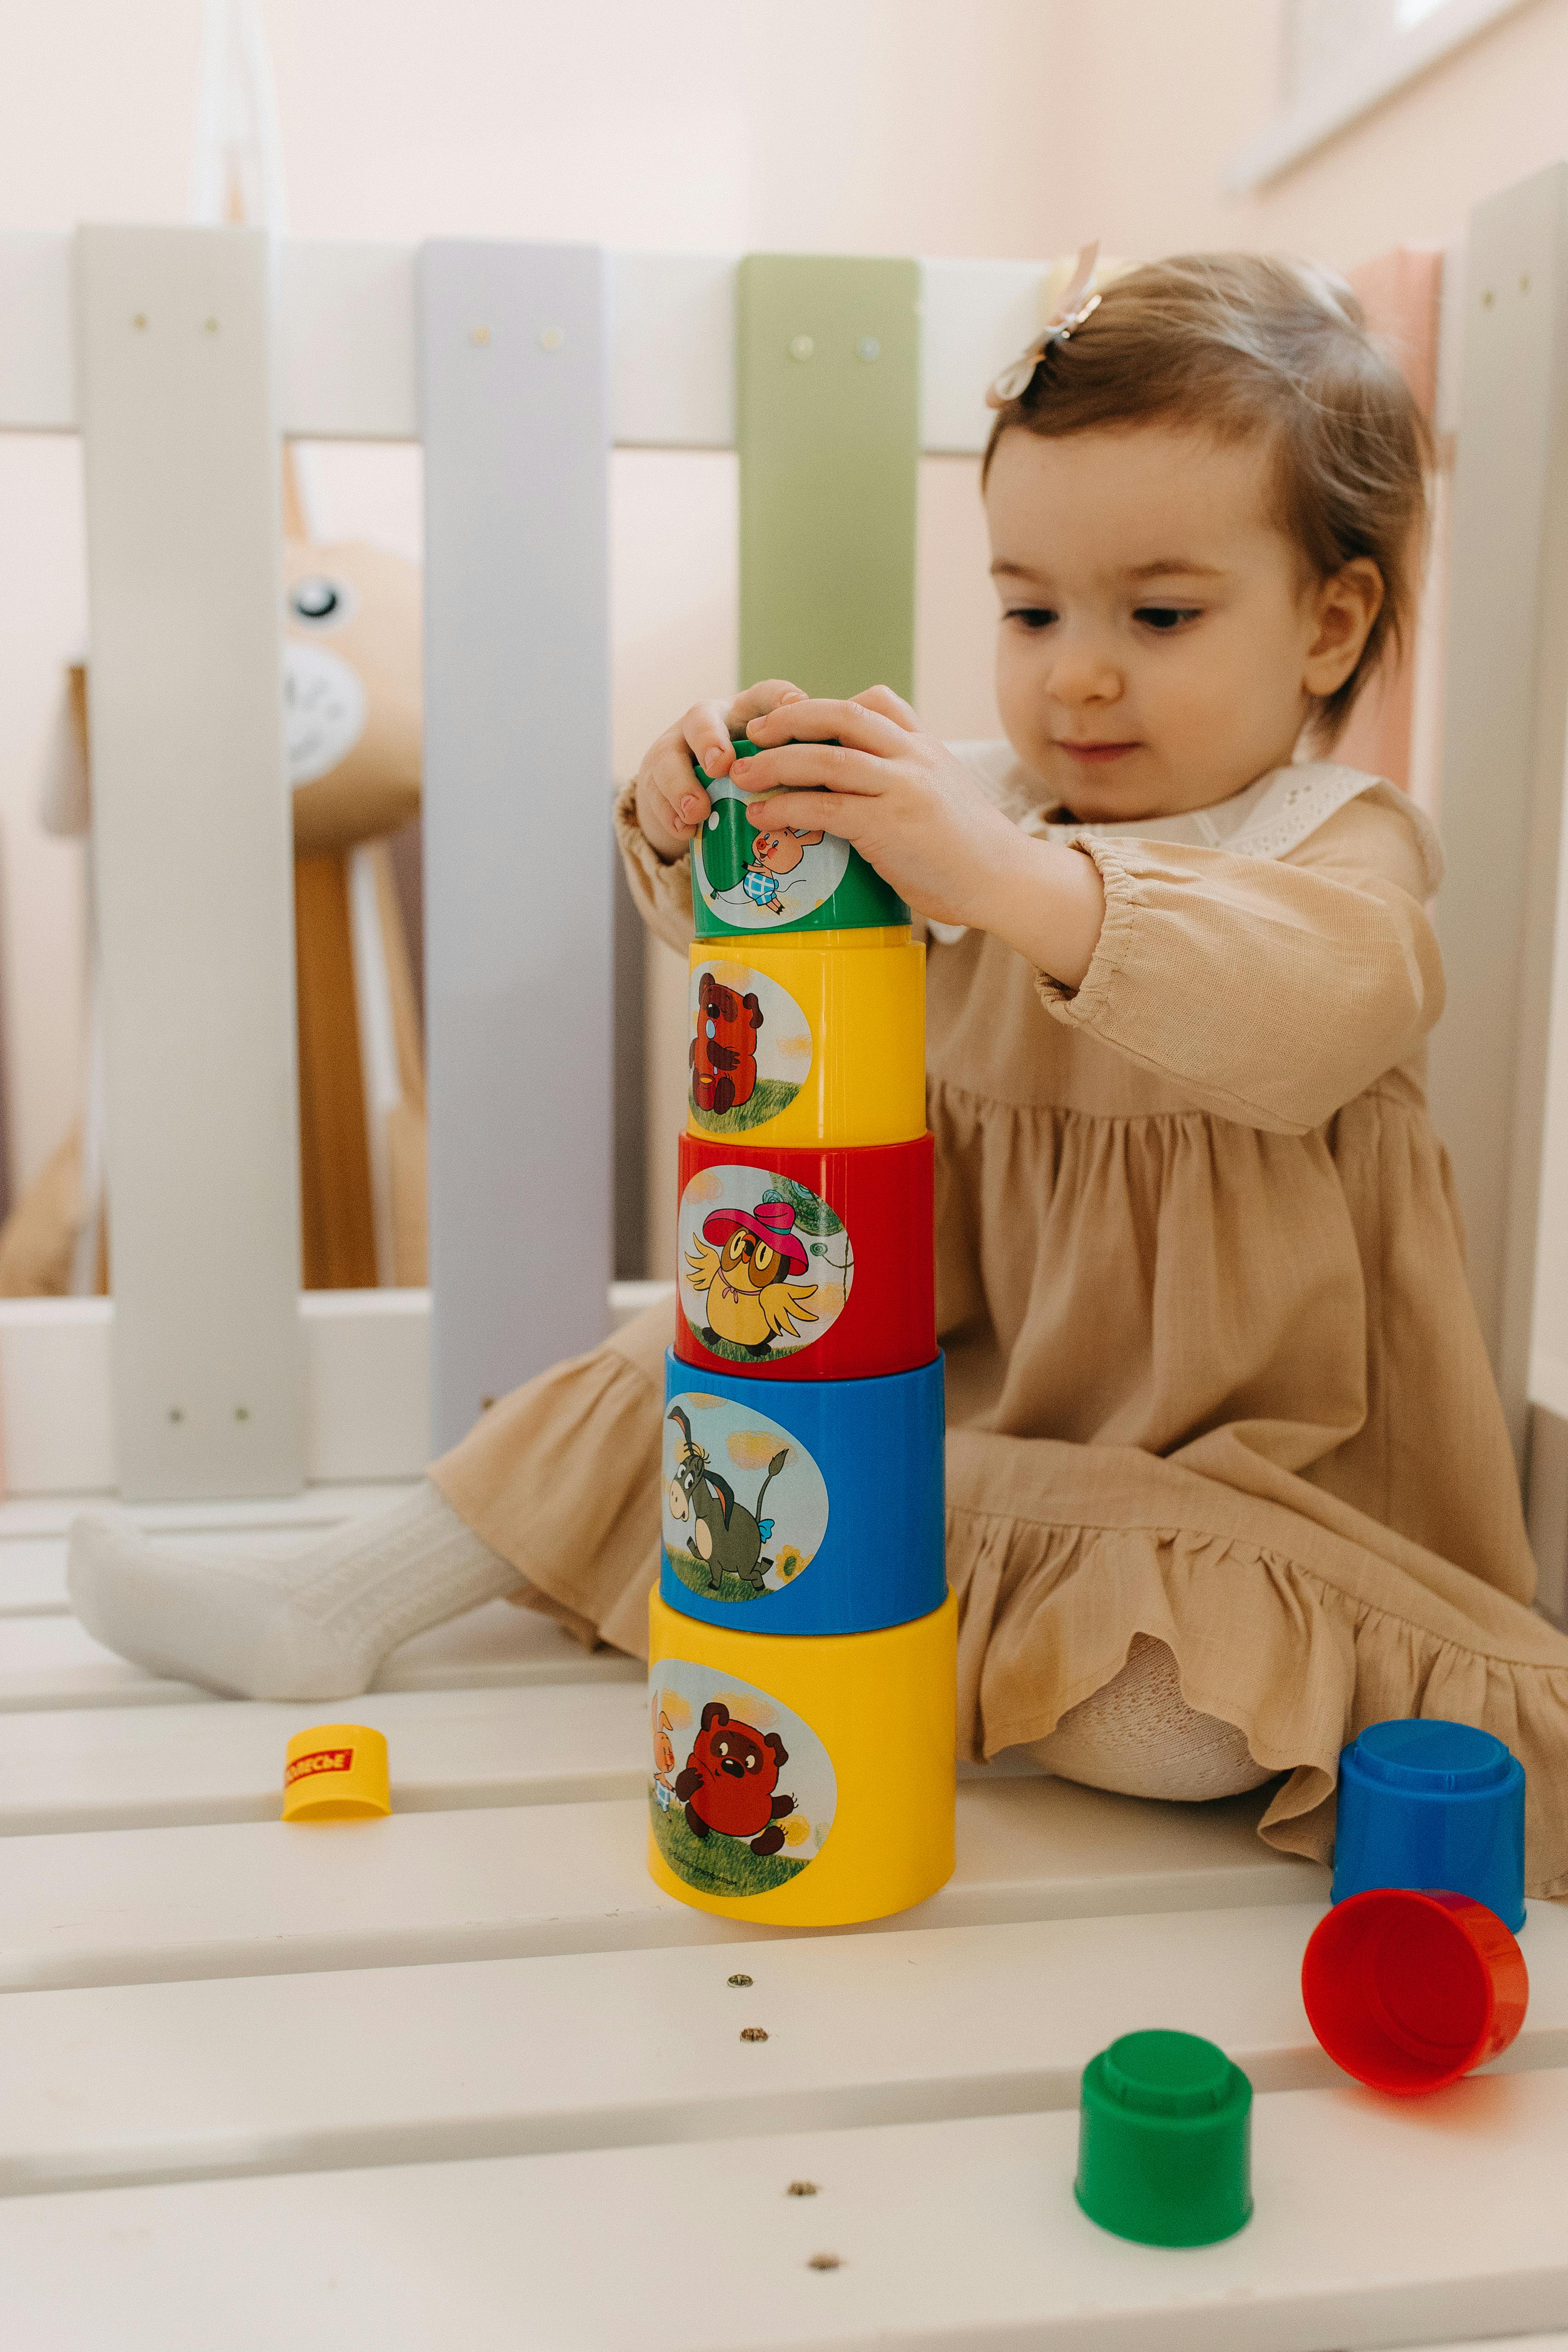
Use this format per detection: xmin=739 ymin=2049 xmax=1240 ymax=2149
xmin=647 ymin=738 xmax=956 ymax=1926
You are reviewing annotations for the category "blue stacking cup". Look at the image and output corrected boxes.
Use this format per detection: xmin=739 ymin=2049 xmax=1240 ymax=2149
xmin=1331 ymin=1718 xmax=1526 ymax=1933
xmin=661 ymin=1348 xmax=945 ymax=1635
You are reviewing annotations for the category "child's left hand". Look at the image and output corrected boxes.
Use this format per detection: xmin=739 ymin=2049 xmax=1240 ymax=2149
xmin=739 ymin=688 xmax=1022 ymax=930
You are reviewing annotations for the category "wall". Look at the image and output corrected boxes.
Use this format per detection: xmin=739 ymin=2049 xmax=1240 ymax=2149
xmin=6 ymin=0 xmax=1568 ymax=1264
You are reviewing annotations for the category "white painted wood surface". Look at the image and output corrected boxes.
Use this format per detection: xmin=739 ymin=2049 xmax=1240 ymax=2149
xmin=1429 ymin=163 xmax=1568 ymax=1464
xmin=0 ymin=1681 xmax=648 ymax=1833
xmin=0 ymin=1781 xmax=1319 ymax=1995
xmin=75 ymin=223 xmax=304 ymax=1499
xmin=0 ymin=1592 xmax=638 ymax=1712
xmin=3 ymin=1901 xmax=1566 ymax=2200
xmin=6 ymin=2071 xmax=1568 ymax=2352
xmin=420 ymin=240 xmax=613 ymax=1448
xmin=2 ymin=232 xmax=1036 ymax=459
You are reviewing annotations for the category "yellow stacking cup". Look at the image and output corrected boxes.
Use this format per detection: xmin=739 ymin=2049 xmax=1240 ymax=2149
xmin=686 ymin=927 xmax=925 ymax=1148
xmin=648 ymin=1588 xmax=956 ymax=1926
xmin=281 ymin=1722 xmax=391 ymax=1821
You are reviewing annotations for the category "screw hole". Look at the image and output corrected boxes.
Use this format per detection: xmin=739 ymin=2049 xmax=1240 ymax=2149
xmin=168 ymin=1408 xmax=184 ymax=1424
xmin=787 ymin=2181 xmax=819 ymax=2198
xmin=739 ymin=2025 xmax=769 ymax=2043
xmin=470 ymin=326 xmax=492 ymax=346
xmin=540 ymin=325 xmax=565 ymax=351
xmin=788 ymin=334 xmax=815 ymax=362
xmin=856 ymin=336 xmax=881 ymax=361
xmin=727 ymin=1973 xmax=753 ymax=1988
xmin=132 ymin=313 xmax=147 ymax=331
xmin=234 ymin=1406 xmax=250 ymax=1423
xmin=203 ymin=317 xmax=218 ymax=334
xmin=807 ymin=2253 xmax=843 ymax=2272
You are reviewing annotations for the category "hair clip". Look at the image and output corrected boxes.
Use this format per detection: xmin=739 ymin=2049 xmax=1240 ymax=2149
xmin=986 ymin=241 xmax=1103 ymax=408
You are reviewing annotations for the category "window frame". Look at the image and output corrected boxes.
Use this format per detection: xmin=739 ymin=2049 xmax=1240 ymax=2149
xmin=1228 ymin=0 xmax=1542 ymax=191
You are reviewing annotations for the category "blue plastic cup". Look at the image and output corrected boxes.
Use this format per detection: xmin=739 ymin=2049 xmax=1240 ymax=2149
xmin=1331 ymin=1718 xmax=1526 ymax=1933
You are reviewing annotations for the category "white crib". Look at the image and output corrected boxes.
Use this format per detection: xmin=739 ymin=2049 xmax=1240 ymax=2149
xmin=2 ymin=166 xmax=1568 ymax=2347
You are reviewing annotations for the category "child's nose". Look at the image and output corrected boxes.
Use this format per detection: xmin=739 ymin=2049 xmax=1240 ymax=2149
xmin=1045 ymin=631 xmax=1122 ymax=707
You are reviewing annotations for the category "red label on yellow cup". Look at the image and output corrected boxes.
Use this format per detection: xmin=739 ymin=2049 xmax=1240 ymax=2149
xmin=281 ymin=1722 xmax=391 ymax=1821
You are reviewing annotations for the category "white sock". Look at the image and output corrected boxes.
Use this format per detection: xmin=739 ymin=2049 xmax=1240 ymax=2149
xmin=1029 ymin=1634 xmax=1273 ymax=1803
xmin=66 ymin=1480 xmax=521 ymax=1700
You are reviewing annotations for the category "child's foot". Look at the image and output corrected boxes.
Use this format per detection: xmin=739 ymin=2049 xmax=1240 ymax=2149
xmin=67 ymin=1480 xmax=521 ymax=1700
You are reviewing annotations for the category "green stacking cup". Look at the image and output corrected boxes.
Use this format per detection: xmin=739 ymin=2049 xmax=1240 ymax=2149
xmin=690 ymin=737 xmax=909 ymax=936
xmin=1075 ymin=2030 xmax=1253 ymax=2248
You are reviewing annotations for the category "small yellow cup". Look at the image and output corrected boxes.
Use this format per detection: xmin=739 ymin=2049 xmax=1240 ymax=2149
xmin=281 ymin=1722 xmax=391 ymax=1821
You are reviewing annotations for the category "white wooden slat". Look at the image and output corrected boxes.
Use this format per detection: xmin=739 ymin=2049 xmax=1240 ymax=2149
xmin=78 ymin=223 xmax=303 ymax=1498
xmin=277 ymin=237 xmax=416 ymax=440
xmin=4 ymin=2070 xmax=1566 ymax=2352
xmin=5 ymin=1901 xmax=1568 ymax=2201
xmin=919 ymin=257 xmax=1043 ymax=456
xmin=0 ymin=1681 xmax=646 ymax=1836
xmin=0 ymin=1479 xmax=412 ymax=1543
xmin=0 ymin=1594 xmax=636 ymax=1714
xmin=4 ymin=234 xmax=1034 ymax=458
xmin=1428 ymin=163 xmax=1568 ymax=1460
xmin=420 ymin=240 xmax=614 ymax=1449
xmin=0 ymin=229 xmax=73 ymax=428
xmin=0 ymin=1781 xmax=1320 ymax=1994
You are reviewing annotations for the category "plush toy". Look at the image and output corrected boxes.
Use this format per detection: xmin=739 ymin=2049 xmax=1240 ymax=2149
xmin=0 ymin=530 xmax=428 ymax=1295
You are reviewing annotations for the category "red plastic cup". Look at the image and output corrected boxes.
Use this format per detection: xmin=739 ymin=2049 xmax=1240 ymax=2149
xmin=1301 ymin=1887 xmax=1528 ymax=2094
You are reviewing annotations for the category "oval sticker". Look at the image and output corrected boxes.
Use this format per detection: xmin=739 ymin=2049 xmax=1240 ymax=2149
xmin=678 ymin=1164 xmax=853 ymax=1365
xmin=695 ymin=775 xmax=850 ymax=929
xmin=664 ymin=1389 xmax=829 ymax=1605
xmin=650 ymin=1659 xmax=837 ymax=1896
xmin=688 ymin=958 xmax=811 ymax=1135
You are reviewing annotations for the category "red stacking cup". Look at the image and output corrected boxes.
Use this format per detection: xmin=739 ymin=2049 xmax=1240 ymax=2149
xmin=1301 ymin=1887 xmax=1528 ymax=2095
xmin=674 ymin=1132 xmax=934 ymax=1383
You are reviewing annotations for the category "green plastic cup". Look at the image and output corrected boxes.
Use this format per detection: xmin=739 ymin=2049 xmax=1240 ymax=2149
xmin=1075 ymin=2030 xmax=1253 ymax=2248
xmin=690 ymin=737 xmax=909 ymax=937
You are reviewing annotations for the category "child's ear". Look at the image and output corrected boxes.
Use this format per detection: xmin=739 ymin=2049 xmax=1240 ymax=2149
xmin=1302 ymin=558 xmax=1384 ymax=700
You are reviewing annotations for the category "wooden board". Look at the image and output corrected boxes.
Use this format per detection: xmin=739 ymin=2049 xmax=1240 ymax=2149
xmin=5 ymin=2070 xmax=1567 ymax=2350
xmin=76 ymin=224 xmax=303 ymax=1497
xmin=2 ymin=1901 xmax=1565 ymax=2200
xmin=0 ymin=1780 xmax=1318 ymax=1995
xmin=0 ymin=1595 xmax=638 ymax=1715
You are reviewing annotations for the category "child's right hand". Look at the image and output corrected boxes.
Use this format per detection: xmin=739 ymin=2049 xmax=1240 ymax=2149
xmin=633 ymin=679 xmax=807 ymax=863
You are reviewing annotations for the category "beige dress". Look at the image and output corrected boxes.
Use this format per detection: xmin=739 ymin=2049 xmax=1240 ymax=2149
xmin=432 ymin=751 xmax=1568 ymax=1897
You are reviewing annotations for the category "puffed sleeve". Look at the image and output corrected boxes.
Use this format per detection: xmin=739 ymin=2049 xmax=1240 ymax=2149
xmin=613 ymin=776 xmax=696 ymax=958
xmin=1038 ymin=792 xmax=1445 ymax=1133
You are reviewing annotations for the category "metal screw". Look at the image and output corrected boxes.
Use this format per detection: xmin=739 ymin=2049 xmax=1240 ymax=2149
xmin=203 ymin=317 xmax=218 ymax=334
xmin=807 ymin=2253 xmax=843 ymax=2271
xmin=132 ymin=313 xmax=147 ymax=331
xmin=1482 ymin=289 xmax=1495 ymax=308
xmin=788 ymin=334 xmax=815 ymax=361
xmin=727 ymin=1973 xmax=753 ymax=1987
xmin=540 ymin=325 xmax=565 ymax=351
xmin=787 ymin=2181 xmax=819 ymax=2198
xmin=168 ymin=1407 xmax=184 ymax=1424
xmin=856 ymin=336 xmax=881 ymax=361
xmin=234 ymin=1406 xmax=250 ymax=1423
xmin=470 ymin=326 xmax=492 ymax=346
xmin=1520 ymin=273 xmax=1531 ymax=293
xmin=739 ymin=2025 xmax=769 ymax=2043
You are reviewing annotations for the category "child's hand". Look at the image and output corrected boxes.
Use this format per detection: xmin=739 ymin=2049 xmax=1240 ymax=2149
xmin=632 ymin=679 xmax=807 ymax=864
xmin=741 ymin=688 xmax=1107 ymax=985
xmin=738 ymin=688 xmax=1023 ymax=927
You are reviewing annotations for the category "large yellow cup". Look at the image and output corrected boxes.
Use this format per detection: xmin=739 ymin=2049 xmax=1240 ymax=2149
xmin=686 ymin=927 xmax=925 ymax=1149
xmin=281 ymin=1722 xmax=391 ymax=1821
xmin=648 ymin=1588 xmax=956 ymax=1926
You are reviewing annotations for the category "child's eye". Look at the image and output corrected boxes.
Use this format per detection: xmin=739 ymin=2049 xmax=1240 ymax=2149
xmin=1134 ymin=605 xmax=1202 ymax=632
xmin=1004 ymin=606 xmax=1057 ymax=631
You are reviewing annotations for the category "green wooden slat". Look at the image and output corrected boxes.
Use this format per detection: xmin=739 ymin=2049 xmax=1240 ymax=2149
xmin=738 ymin=254 xmax=919 ymax=702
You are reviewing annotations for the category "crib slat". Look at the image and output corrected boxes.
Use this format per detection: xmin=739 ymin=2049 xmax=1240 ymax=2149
xmin=420 ymin=239 xmax=614 ymax=1452
xmin=0 ymin=1596 xmax=636 ymax=1715
xmin=0 ymin=1780 xmax=1319 ymax=1994
xmin=6 ymin=1900 xmax=1568 ymax=2201
xmin=3 ymin=2069 xmax=1565 ymax=2352
xmin=0 ymin=1682 xmax=646 ymax=1835
xmin=76 ymin=224 xmax=303 ymax=1499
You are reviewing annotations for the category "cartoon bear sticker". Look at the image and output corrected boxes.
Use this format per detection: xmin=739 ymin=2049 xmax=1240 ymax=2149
xmin=649 ymin=1662 xmax=836 ymax=1896
xmin=687 ymin=961 xmax=811 ymax=1135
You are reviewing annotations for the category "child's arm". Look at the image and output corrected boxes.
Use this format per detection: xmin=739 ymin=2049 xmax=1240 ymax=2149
xmin=739 ymin=688 xmax=1108 ymax=986
xmin=741 ymin=693 xmax=1442 ymax=1136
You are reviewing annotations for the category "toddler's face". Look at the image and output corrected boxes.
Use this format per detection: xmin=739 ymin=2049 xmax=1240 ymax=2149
xmin=985 ymin=423 xmax=1377 ymax=822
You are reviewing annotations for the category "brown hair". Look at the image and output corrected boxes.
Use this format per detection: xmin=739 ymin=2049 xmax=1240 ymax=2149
xmin=982 ymin=253 xmax=1433 ymax=745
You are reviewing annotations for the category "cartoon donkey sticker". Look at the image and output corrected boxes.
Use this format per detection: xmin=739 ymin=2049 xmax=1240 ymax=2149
xmin=666 ymin=1406 xmax=790 ymax=1596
